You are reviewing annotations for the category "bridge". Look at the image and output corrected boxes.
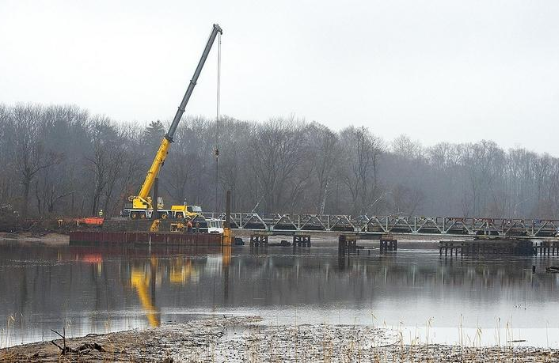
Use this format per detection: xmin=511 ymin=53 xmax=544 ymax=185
xmin=202 ymin=212 xmax=559 ymax=238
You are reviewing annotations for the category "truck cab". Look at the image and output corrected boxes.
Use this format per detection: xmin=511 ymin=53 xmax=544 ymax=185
xmin=206 ymin=218 xmax=224 ymax=234
xmin=170 ymin=204 xmax=202 ymax=219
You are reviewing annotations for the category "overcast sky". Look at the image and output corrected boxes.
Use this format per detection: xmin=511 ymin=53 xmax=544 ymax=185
xmin=1 ymin=0 xmax=558 ymax=154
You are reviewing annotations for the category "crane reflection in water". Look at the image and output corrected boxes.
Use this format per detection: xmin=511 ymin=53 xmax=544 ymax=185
xmin=130 ymin=258 xmax=160 ymax=327
xmin=128 ymin=246 xmax=232 ymax=327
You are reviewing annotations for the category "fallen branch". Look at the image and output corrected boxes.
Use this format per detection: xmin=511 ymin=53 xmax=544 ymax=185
xmin=50 ymin=328 xmax=72 ymax=355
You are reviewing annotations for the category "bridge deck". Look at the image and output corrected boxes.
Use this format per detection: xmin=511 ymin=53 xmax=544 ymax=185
xmin=203 ymin=212 xmax=559 ymax=238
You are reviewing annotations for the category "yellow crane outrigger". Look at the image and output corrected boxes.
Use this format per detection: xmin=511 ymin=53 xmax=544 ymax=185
xmin=125 ymin=24 xmax=223 ymax=220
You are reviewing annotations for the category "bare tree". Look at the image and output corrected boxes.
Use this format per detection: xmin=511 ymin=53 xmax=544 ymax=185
xmin=461 ymin=140 xmax=505 ymax=216
xmin=13 ymin=105 xmax=63 ymax=218
xmin=338 ymin=126 xmax=384 ymax=215
xmin=249 ymin=117 xmax=307 ymax=213
xmin=85 ymin=117 xmax=122 ymax=216
xmin=308 ymin=122 xmax=339 ymax=214
xmin=391 ymin=184 xmax=425 ymax=216
xmin=0 ymin=105 xmax=16 ymax=205
xmin=3 ymin=102 xmax=559 ymax=220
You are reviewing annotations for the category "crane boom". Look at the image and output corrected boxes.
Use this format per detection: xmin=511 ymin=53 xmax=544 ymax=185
xmin=167 ymin=23 xmax=223 ymax=142
xmin=134 ymin=24 xmax=223 ymax=206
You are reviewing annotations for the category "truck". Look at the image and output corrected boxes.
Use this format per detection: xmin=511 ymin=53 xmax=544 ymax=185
xmin=124 ymin=200 xmax=202 ymax=220
xmin=123 ymin=24 xmax=222 ymax=220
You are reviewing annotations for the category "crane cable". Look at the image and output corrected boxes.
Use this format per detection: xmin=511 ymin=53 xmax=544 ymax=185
xmin=214 ymin=32 xmax=221 ymax=212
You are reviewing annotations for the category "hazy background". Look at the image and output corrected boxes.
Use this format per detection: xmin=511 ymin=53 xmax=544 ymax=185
xmin=1 ymin=0 xmax=558 ymax=154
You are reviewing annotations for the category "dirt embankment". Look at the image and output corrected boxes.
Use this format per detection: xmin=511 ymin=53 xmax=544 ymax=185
xmin=0 ymin=216 xmax=75 ymax=235
xmin=1 ymin=317 xmax=557 ymax=362
xmin=0 ymin=216 xmax=100 ymax=244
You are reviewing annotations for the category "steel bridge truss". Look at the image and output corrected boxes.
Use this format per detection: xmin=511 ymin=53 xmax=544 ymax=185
xmin=203 ymin=212 xmax=559 ymax=237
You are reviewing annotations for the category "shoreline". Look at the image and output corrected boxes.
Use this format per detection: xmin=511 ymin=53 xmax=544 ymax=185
xmin=1 ymin=316 xmax=556 ymax=362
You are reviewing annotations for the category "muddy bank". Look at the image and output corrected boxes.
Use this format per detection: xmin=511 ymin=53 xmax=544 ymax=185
xmin=1 ymin=316 xmax=556 ymax=362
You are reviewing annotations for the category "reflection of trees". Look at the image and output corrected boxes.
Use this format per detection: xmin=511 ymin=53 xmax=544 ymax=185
xmin=200 ymin=252 xmax=557 ymax=307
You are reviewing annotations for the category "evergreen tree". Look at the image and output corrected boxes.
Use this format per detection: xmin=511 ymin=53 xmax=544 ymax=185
xmin=144 ymin=120 xmax=165 ymax=156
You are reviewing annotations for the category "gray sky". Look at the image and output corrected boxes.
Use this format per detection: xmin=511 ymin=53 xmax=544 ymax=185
xmin=1 ymin=0 xmax=558 ymax=154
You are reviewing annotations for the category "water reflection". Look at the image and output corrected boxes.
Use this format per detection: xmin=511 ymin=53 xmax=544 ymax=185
xmin=0 ymin=241 xmax=558 ymax=348
xmin=130 ymin=259 xmax=160 ymax=327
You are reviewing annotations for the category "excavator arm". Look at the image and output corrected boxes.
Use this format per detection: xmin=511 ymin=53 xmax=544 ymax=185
xmin=131 ymin=24 xmax=223 ymax=207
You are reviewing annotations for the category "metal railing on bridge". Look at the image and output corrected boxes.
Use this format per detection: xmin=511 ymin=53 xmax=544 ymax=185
xmin=202 ymin=212 xmax=559 ymax=238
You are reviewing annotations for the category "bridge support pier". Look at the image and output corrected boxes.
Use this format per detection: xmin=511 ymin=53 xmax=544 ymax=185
xmin=440 ymin=239 xmax=540 ymax=257
xmin=440 ymin=242 xmax=460 ymax=257
xmin=380 ymin=234 xmax=397 ymax=253
xmin=338 ymin=235 xmax=357 ymax=254
xmin=535 ymin=241 xmax=559 ymax=256
xmin=293 ymin=235 xmax=311 ymax=247
xmin=250 ymin=234 xmax=268 ymax=247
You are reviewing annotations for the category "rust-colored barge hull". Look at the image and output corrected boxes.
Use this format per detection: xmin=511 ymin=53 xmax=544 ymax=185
xmin=69 ymin=231 xmax=222 ymax=247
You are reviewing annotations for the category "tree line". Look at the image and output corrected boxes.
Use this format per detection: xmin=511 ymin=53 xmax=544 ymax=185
xmin=1 ymin=103 xmax=558 ymax=219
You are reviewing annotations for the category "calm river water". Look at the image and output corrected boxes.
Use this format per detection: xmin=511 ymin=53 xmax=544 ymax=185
xmin=1 ymin=240 xmax=558 ymax=348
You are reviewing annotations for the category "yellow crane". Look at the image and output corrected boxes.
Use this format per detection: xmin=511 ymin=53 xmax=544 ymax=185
xmin=124 ymin=24 xmax=223 ymax=220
